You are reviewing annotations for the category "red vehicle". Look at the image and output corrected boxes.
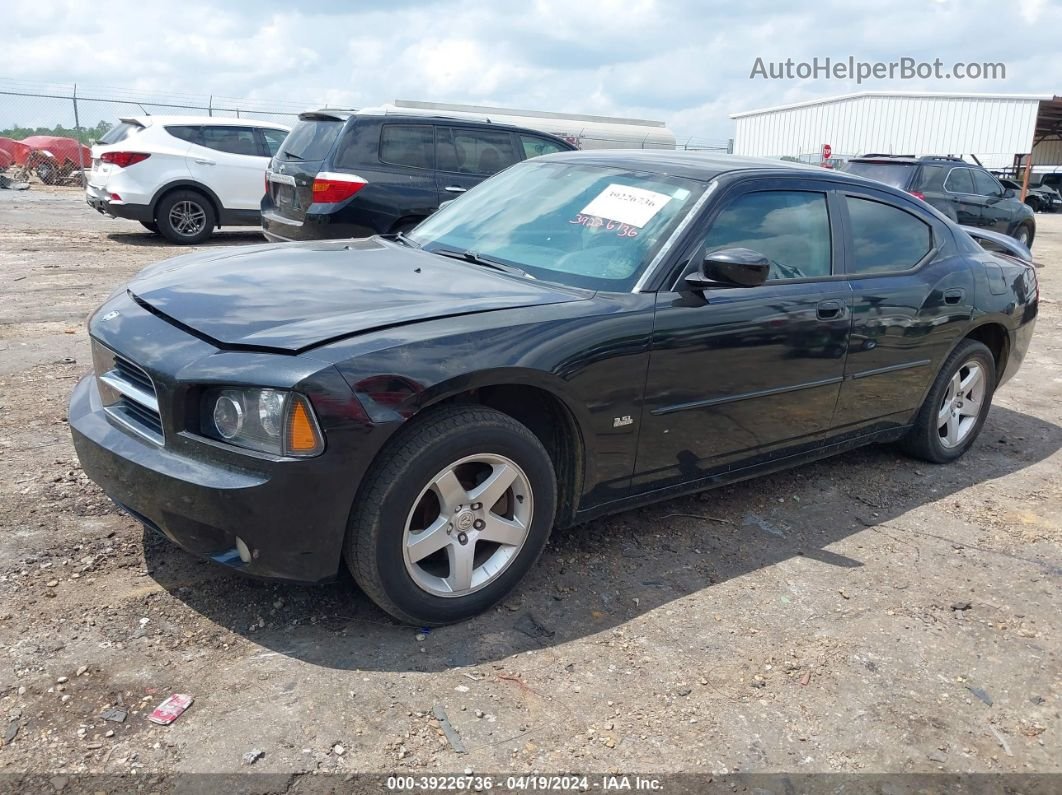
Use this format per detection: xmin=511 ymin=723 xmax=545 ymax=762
xmin=11 ymin=136 xmax=90 ymax=184
xmin=0 ymin=137 xmax=29 ymax=171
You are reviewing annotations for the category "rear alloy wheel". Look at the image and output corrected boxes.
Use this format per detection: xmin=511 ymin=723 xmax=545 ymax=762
xmin=900 ymin=339 xmax=995 ymax=463
xmin=346 ymin=405 xmax=557 ymax=625
xmin=156 ymin=190 xmax=216 ymax=244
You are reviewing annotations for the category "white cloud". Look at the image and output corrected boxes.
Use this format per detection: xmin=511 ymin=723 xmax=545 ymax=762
xmin=1 ymin=0 xmax=1058 ymax=142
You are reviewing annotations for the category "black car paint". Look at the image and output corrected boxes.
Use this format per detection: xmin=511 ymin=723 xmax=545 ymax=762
xmin=70 ymin=153 xmax=1038 ymax=584
xmin=259 ymin=113 xmax=576 ymax=242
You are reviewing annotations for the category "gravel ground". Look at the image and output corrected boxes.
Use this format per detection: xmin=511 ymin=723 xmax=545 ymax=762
xmin=0 ymin=186 xmax=1058 ymax=780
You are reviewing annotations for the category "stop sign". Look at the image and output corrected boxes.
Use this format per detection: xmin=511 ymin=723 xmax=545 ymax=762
xmin=822 ymin=144 xmax=832 ymax=160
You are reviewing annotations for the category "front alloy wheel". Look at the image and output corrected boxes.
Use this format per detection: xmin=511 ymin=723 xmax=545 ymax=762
xmin=403 ymin=454 xmax=533 ymax=597
xmin=346 ymin=405 xmax=557 ymax=625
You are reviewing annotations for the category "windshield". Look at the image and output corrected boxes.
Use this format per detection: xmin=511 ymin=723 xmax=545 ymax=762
xmin=842 ymin=161 xmax=916 ymax=190
xmin=408 ymin=160 xmax=706 ymax=291
xmin=276 ymin=118 xmax=343 ymax=161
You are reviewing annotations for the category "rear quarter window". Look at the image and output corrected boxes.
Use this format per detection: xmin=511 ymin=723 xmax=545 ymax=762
xmin=378 ymin=124 xmax=435 ymax=170
xmin=845 ymin=196 xmax=933 ymax=274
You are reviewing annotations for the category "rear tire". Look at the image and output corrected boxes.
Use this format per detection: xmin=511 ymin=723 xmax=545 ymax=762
xmin=345 ymin=405 xmax=557 ymax=625
xmin=1013 ymin=223 xmax=1033 ymax=249
xmin=156 ymin=189 xmax=216 ymax=244
xmin=899 ymin=339 xmax=995 ymax=463
xmin=139 ymin=220 xmax=159 ymax=233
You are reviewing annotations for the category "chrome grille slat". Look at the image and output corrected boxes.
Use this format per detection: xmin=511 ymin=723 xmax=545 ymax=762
xmin=91 ymin=339 xmax=164 ymax=445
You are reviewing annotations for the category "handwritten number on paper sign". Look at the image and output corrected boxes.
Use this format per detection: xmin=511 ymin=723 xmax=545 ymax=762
xmin=570 ymin=214 xmax=638 ymax=238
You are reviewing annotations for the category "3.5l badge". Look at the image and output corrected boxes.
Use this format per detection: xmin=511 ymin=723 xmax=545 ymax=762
xmin=613 ymin=415 xmax=634 ymax=428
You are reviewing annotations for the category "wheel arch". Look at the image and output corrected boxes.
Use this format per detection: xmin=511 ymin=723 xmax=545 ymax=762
xmin=149 ymin=180 xmax=224 ymax=225
xmin=415 ymin=373 xmax=588 ymax=528
xmin=963 ymin=321 xmax=1010 ymax=385
xmin=354 ymin=368 xmax=590 ymax=528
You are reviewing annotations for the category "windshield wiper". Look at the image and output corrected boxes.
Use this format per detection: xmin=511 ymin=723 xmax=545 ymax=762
xmin=430 ymin=247 xmax=533 ymax=279
xmin=394 ymin=230 xmax=421 ymax=249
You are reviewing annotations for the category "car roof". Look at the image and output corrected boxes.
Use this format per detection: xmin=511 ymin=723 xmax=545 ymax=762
xmin=119 ymin=115 xmax=291 ymax=131
xmin=339 ymin=112 xmax=573 ymax=144
xmin=848 ymin=155 xmax=971 ymax=166
xmin=538 ymin=149 xmax=854 ymax=181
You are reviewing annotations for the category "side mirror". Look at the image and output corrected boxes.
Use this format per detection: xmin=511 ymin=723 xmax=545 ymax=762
xmin=686 ymin=247 xmax=770 ymax=290
xmin=1002 ymin=188 xmax=1018 ymax=199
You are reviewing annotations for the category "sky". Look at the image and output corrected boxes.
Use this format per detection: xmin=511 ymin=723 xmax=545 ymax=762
xmin=1 ymin=0 xmax=1059 ymax=143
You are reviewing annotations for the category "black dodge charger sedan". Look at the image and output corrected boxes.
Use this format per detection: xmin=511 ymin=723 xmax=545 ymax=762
xmin=70 ymin=151 xmax=1038 ymax=625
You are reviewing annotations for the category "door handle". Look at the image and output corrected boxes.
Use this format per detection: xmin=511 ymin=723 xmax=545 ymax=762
xmin=943 ymin=288 xmax=965 ymax=305
xmin=444 ymin=185 xmax=467 ymax=193
xmin=194 ymin=158 xmax=216 ymax=166
xmin=816 ymin=299 xmax=844 ymax=320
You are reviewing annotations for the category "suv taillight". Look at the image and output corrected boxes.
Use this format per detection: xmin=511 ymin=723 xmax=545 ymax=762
xmin=101 ymin=152 xmax=150 ymax=168
xmin=311 ymin=172 xmax=367 ymax=204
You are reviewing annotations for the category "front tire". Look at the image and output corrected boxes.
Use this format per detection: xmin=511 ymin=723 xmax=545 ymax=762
xmin=1013 ymin=223 xmax=1033 ymax=249
xmin=899 ymin=339 xmax=995 ymax=463
xmin=345 ymin=405 xmax=557 ymax=625
xmin=156 ymin=189 xmax=216 ymax=244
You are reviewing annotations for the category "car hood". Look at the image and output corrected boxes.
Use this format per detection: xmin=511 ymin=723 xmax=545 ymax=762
xmin=128 ymin=238 xmax=588 ymax=352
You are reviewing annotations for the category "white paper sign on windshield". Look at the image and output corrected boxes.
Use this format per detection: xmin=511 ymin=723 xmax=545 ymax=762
xmin=580 ymin=184 xmax=673 ymax=229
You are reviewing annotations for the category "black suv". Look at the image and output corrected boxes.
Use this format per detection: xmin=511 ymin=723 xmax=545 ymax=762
xmin=843 ymin=155 xmax=1036 ymax=248
xmin=261 ymin=111 xmax=576 ymax=242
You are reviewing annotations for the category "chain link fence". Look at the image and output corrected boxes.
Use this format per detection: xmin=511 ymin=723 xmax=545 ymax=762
xmin=0 ymin=80 xmax=314 ymax=187
xmin=0 ymin=79 xmax=732 ymax=188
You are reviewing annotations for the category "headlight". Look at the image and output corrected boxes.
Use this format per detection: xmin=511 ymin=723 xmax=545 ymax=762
xmin=200 ymin=388 xmax=324 ymax=457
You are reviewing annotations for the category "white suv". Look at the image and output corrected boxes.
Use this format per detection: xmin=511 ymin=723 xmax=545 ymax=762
xmin=86 ymin=116 xmax=290 ymax=244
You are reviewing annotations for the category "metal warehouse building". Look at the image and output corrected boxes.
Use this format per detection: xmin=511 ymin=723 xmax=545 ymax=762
xmin=731 ymin=91 xmax=1062 ymax=171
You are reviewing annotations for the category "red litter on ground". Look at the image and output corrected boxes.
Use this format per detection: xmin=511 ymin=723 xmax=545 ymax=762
xmin=147 ymin=694 xmax=193 ymax=725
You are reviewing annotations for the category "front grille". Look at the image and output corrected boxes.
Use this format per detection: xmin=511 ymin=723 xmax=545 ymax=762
xmin=91 ymin=340 xmax=164 ymax=445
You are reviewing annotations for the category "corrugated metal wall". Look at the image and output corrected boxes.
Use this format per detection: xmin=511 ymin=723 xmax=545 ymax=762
xmin=733 ymin=95 xmax=1045 ymax=170
xmin=1033 ymin=138 xmax=1062 ymax=165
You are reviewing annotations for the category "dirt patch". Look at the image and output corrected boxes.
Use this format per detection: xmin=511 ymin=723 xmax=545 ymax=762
xmin=0 ymin=192 xmax=1058 ymax=776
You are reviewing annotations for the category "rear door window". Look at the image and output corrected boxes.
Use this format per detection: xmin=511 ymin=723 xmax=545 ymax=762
xmin=198 ymin=126 xmax=261 ymax=157
xmin=845 ymin=196 xmax=933 ymax=274
xmin=378 ymin=124 xmax=435 ymax=170
xmin=438 ymin=127 xmax=518 ymax=175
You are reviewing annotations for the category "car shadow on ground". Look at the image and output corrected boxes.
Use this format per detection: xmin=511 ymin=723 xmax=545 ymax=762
xmin=105 ymin=230 xmax=268 ymax=248
xmin=144 ymin=405 xmax=1061 ymax=672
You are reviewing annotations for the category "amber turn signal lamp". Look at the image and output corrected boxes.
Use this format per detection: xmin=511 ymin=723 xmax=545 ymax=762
xmin=285 ymin=395 xmax=324 ymax=456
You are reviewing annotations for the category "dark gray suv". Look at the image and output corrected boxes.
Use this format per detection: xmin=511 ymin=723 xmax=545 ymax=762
xmin=261 ymin=111 xmax=575 ymax=242
xmin=844 ymin=155 xmax=1036 ymax=248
